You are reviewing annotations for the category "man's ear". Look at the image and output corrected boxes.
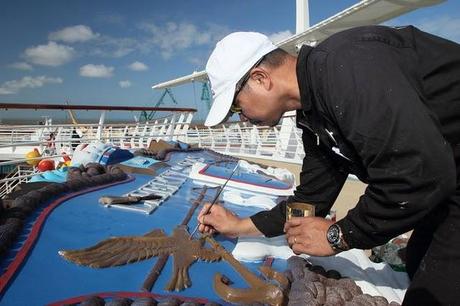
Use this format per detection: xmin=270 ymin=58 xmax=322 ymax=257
xmin=250 ymin=67 xmax=271 ymax=90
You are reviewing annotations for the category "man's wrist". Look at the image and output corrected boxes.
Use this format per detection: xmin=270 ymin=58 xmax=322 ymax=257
xmin=236 ymin=217 xmax=264 ymax=237
xmin=326 ymin=223 xmax=350 ymax=253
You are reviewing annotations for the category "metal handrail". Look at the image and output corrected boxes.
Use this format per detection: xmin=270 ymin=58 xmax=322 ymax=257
xmin=0 ymin=165 xmax=36 ymax=198
xmin=185 ymin=117 xmax=305 ymax=164
xmin=0 ymin=112 xmax=304 ymax=197
xmin=0 ymin=109 xmax=195 ymax=195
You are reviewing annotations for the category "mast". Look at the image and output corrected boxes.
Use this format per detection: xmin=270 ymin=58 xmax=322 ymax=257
xmin=296 ymin=0 xmax=310 ymax=34
xmin=278 ymin=1 xmax=310 ymax=159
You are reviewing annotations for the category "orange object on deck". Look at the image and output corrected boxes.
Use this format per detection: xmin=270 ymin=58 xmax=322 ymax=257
xmin=37 ymin=159 xmax=55 ymax=172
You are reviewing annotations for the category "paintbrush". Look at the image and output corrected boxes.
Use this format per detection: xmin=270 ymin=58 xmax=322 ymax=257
xmin=189 ymin=161 xmax=239 ymax=238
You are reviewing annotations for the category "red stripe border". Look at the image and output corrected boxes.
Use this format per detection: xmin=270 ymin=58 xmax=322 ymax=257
xmin=47 ymin=291 xmax=209 ymax=306
xmin=48 ymin=259 xmax=274 ymax=305
xmin=0 ymin=175 xmax=135 ymax=295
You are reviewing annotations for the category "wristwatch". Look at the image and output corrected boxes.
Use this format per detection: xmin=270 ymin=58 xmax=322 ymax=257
xmin=326 ymin=223 xmax=350 ymax=252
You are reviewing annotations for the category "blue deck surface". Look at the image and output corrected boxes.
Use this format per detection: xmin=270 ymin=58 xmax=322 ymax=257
xmin=0 ymin=151 xmax=289 ymax=305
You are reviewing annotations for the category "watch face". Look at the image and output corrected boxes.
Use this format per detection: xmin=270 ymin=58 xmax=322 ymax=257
xmin=327 ymin=224 xmax=340 ymax=244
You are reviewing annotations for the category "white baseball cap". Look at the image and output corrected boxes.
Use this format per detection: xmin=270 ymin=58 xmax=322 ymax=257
xmin=205 ymin=32 xmax=277 ymax=127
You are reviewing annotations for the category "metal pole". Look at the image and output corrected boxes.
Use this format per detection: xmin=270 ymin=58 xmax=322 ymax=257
xmin=96 ymin=110 xmax=106 ymax=141
xmin=296 ymin=0 xmax=310 ymax=34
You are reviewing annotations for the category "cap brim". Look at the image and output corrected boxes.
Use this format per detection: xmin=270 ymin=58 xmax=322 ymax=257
xmin=204 ymin=84 xmax=236 ymax=127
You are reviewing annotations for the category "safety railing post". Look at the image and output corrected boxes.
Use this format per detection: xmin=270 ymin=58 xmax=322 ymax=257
xmin=156 ymin=119 xmax=166 ymax=141
xmin=96 ymin=111 xmax=106 ymax=142
xmin=165 ymin=113 xmax=177 ymax=141
xmin=140 ymin=123 xmax=148 ymax=148
xmin=121 ymin=125 xmax=129 ymax=148
xmin=37 ymin=126 xmax=45 ymax=154
xmin=208 ymin=127 xmax=214 ymax=150
xmin=253 ymin=125 xmax=262 ymax=156
xmin=222 ymin=124 xmax=230 ymax=153
xmin=195 ymin=127 xmax=201 ymax=148
xmin=179 ymin=112 xmax=193 ymax=143
xmin=235 ymin=123 xmax=244 ymax=154
xmin=173 ymin=112 xmax=185 ymax=141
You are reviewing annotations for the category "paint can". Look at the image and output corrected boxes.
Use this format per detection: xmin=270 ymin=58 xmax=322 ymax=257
xmin=286 ymin=202 xmax=315 ymax=220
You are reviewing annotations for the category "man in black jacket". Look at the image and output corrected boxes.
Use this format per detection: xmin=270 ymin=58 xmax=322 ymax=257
xmin=198 ymin=26 xmax=460 ymax=305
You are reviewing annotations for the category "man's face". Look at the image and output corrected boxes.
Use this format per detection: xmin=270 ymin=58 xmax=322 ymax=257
xmin=232 ymin=73 xmax=285 ymax=127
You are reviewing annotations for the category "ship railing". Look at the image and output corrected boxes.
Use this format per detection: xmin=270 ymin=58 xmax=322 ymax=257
xmin=185 ymin=115 xmax=305 ymax=164
xmin=0 ymin=111 xmax=195 ymax=158
xmin=0 ymin=103 xmax=195 ymax=196
xmin=0 ymin=120 xmax=192 ymax=197
xmin=0 ymin=164 xmax=37 ymax=198
xmin=0 ymin=152 xmax=76 ymax=200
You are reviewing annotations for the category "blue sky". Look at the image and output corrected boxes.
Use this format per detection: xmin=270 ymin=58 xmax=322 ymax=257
xmin=1 ymin=0 xmax=459 ymax=123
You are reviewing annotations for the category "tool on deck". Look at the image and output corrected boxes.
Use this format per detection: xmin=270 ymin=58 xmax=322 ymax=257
xmin=189 ymin=161 xmax=239 ymax=238
xmin=99 ymin=193 xmax=163 ymax=205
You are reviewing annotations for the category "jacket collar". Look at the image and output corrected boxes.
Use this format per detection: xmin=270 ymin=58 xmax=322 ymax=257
xmin=296 ymin=45 xmax=314 ymax=112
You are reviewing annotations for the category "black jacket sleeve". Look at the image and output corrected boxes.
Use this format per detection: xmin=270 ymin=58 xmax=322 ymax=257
xmin=326 ymin=41 xmax=457 ymax=249
xmin=250 ymin=125 xmax=348 ymax=237
xmin=292 ymin=130 xmax=349 ymax=218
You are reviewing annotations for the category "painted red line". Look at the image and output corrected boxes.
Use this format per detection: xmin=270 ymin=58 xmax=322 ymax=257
xmin=47 ymin=291 xmax=209 ymax=306
xmin=0 ymin=175 xmax=135 ymax=295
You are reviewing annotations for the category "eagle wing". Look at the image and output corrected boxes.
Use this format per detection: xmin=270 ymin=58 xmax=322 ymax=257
xmin=59 ymin=228 xmax=177 ymax=268
xmin=196 ymin=247 xmax=221 ymax=262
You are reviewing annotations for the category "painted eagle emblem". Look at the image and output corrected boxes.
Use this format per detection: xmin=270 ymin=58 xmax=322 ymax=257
xmin=59 ymin=225 xmax=221 ymax=291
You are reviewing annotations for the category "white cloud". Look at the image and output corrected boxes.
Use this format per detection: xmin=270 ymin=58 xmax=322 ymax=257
xmin=48 ymin=21 xmax=229 ymax=60
xmin=49 ymin=25 xmax=99 ymax=43
xmin=48 ymin=25 xmax=135 ymax=58
xmin=90 ymin=36 xmax=137 ymax=58
xmin=9 ymin=62 xmax=33 ymax=71
xmin=269 ymin=30 xmax=294 ymax=44
xmin=188 ymin=56 xmax=204 ymax=66
xmin=119 ymin=80 xmax=131 ymax=88
xmin=70 ymin=21 xmax=228 ymax=60
xmin=23 ymin=41 xmax=75 ymax=66
xmin=79 ymin=64 xmax=114 ymax=78
xmin=139 ymin=22 xmax=229 ymax=59
xmin=128 ymin=61 xmax=148 ymax=71
xmin=0 ymin=75 xmax=62 ymax=95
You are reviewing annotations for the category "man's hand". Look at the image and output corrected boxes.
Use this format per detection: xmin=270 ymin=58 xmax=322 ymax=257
xmin=197 ymin=203 xmax=262 ymax=238
xmin=197 ymin=203 xmax=240 ymax=237
xmin=284 ymin=216 xmax=336 ymax=256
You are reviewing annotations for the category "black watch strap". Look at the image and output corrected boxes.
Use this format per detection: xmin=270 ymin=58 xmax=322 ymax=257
xmin=327 ymin=223 xmax=350 ymax=252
